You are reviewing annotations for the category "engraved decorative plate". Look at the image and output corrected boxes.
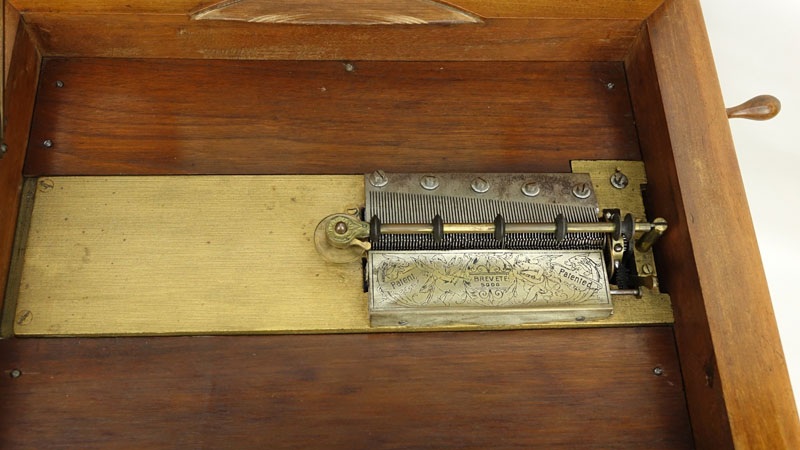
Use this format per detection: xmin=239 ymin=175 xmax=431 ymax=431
xmin=368 ymin=250 xmax=612 ymax=327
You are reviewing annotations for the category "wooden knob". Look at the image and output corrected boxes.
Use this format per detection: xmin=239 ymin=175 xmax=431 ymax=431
xmin=726 ymin=95 xmax=781 ymax=120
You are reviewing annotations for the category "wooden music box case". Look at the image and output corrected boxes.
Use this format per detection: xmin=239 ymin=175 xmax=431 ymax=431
xmin=1 ymin=0 xmax=797 ymax=448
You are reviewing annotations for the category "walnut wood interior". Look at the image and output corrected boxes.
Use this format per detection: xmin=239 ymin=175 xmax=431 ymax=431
xmin=24 ymin=59 xmax=639 ymax=176
xmin=0 ymin=328 xmax=693 ymax=449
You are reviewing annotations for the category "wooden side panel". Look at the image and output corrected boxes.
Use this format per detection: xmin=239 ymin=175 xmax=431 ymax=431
xmin=626 ymin=0 xmax=800 ymax=447
xmin=3 ymin=3 xmax=21 ymax=83
xmin=0 ymin=23 xmax=39 ymax=313
xmin=9 ymin=0 xmax=664 ymax=20
xmin=0 ymin=328 xmax=693 ymax=448
xmin=24 ymin=59 xmax=640 ymax=176
xmin=22 ymin=15 xmax=642 ymax=62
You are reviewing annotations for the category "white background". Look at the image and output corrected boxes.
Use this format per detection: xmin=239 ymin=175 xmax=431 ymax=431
xmin=700 ymin=0 xmax=800 ymax=410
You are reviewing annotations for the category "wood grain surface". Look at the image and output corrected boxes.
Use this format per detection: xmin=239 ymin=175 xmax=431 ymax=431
xmin=626 ymin=0 xmax=800 ymax=447
xmin=9 ymin=0 xmax=665 ymax=19
xmin=22 ymin=15 xmax=642 ymax=61
xmin=3 ymin=3 xmax=21 ymax=83
xmin=24 ymin=59 xmax=640 ymax=176
xmin=725 ymin=94 xmax=781 ymax=120
xmin=0 ymin=23 xmax=39 ymax=316
xmin=0 ymin=327 xmax=693 ymax=449
xmin=192 ymin=0 xmax=482 ymax=25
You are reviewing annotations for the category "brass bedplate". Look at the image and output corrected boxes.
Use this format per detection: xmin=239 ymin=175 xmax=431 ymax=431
xmin=5 ymin=161 xmax=672 ymax=336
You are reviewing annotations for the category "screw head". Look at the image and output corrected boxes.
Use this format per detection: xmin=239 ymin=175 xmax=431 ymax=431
xmin=56 ymin=80 xmax=64 ymax=88
xmin=575 ymin=316 xmax=586 ymax=322
xmin=572 ymin=183 xmax=592 ymax=199
xmin=653 ymin=367 xmax=664 ymax=376
xmin=420 ymin=175 xmax=439 ymax=191
xmin=613 ymin=243 xmax=624 ymax=252
xmin=606 ymin=82 xmax=615 ymax=90
xmin=368 ymin=170 xmax=388 ymax=188
xmin=471 ymin=177 xmax=490 ymax=194
xmin=344 ymin=63 xmax=355 ymax=72
xmin=9 ymin=369 xmax=21 ymax=379
xmin=42 ymin=139 xmax=53 ymax=148
xmin=334 ymin=221 xmax=348 ymax=234
xmin=610 ymin=170 xmax=629 ymax=189
xmin=0 ymin=143 xmax=7 ymax=157
xmin=38 ymin=179 xmax=54 ymax=192
xmin=641 ymin=263 xmax=653 ymax=275
xmin=521 ymin=181 xmax=541 ymax=197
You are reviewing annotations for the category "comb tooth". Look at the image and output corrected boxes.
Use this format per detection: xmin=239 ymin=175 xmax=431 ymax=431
xmin=368 ymin=190 xmax=601 ymax=251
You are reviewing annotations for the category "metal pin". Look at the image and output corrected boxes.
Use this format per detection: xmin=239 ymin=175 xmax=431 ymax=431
xmin=636 ymin=219 xmax=668 ymax=252
xmin=610 ymin=288 xmax=641 ymax=297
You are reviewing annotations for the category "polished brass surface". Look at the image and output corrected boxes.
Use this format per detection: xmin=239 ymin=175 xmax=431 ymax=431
xmin=12 ymin=166 xmax=672 ymax=336
xmin=571 ymin=160 xmax=671 ymax=313
xmin=636 ymin=218 xmax=668 ymax=252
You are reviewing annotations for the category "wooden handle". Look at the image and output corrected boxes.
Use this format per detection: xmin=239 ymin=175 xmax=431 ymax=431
xmin=726 ymin=95 xmax=781 ymax=120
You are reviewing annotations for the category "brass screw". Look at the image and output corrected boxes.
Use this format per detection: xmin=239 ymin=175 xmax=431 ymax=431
xmin=16 ymin=310 xmax=33 ymax=326
xmin=641 ymin=264 xmax=653 ymax=275
xmin=38 ymin=179 xmax=54 ymax=192
xmin=611 ymin=170 xmax=629 ymax=189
